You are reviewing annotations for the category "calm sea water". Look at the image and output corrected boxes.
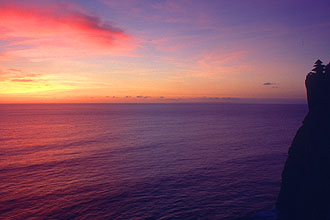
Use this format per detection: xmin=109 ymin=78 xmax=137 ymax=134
xmin=0 ymin=103 xmax=307 ymax=220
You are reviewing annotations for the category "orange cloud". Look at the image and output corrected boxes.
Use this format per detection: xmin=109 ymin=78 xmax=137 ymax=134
xmin=11 ymin=79 xmax=35 ymax=82
xmin=0 ymin=1 xmax=136 ymax=60
xmin=0 ymin=68 xmax=41 ymax=83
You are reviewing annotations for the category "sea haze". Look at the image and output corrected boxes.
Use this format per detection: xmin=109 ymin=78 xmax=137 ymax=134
xmin=0 ymin=103 xmax=307 ymax=219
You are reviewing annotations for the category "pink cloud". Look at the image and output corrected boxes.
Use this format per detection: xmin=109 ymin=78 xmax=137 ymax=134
xmin=0 ymin=1 xmax=136 ymax=60
xmin=7 ymin=68 xmax=22 ymax=72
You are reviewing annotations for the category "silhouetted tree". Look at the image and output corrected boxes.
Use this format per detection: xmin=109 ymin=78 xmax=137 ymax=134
xmin=311 ymin=59 xmax=325 ymax=75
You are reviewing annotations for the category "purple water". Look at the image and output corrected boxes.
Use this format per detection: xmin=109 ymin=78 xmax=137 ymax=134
xmin=0 ymin=103 xmax=307 ymax=219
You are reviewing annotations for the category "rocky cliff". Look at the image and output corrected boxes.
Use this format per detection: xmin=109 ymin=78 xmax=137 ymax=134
xmin=276 ymin=60 xmax=330 ymax=220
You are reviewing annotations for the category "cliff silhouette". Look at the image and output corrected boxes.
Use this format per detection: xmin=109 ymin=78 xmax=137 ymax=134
xmin=276 ymin=60 xmax=330 ymax=220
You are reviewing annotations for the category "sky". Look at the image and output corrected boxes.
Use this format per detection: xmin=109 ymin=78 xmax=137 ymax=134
xmin=0 ymin=0 xmax=330 ymax=103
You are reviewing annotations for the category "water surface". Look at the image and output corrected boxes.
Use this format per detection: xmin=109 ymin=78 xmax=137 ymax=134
xmin=0 ymin=103 xmax=307 ymax=219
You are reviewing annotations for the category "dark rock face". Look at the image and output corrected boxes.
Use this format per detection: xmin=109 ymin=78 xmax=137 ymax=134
xmin=276 ymin=60 xmax=330 ymax=220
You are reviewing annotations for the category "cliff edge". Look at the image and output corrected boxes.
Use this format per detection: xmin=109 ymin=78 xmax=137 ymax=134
xmin=276 ymin=60 xmax=330 ymax=219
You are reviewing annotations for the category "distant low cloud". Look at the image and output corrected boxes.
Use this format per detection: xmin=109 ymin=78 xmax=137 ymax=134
xmin=220 ymin=97 xmax=240 ymax=101
xmin=164 ymin=98 xmax=181 ymax=101
xmin=263 ymin=82 xmax=276 ymax=86
xmin=195 ymin=97 xmax=240 ymax=102
xmin=136 ymin=95 xmax=151 ymax=99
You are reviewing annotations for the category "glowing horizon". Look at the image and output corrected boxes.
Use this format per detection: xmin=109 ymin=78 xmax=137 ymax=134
xmin=1 ymin=0 xmax=330 ymax=103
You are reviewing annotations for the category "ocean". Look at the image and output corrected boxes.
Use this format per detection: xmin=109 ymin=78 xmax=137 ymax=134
xmin=0 ymin=103 xmax=307 ymax=219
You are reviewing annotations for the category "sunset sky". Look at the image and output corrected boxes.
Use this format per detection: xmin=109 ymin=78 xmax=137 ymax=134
xmin=1 ymin=0 xmax=330 ymax=103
